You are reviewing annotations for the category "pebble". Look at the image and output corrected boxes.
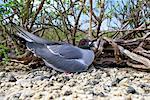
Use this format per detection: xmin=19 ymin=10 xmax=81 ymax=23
xmin=93 ymin=92 xmax=106 ymax=97
xmin=16 ymin=79 xmax=32 ymax=88
xmin=0 ymin=64 xmax=149 ymax=99
xmin=127 ymin=86 xmax=137 ymax=94
xmin=64 ymin=90 xmax=72 ymax=96
xmin=8 ymin=74 xmax=17 ymax=82
xmin=111 ymin=78 xmax=121 ymax=86
xmin=119 ymin=77 xmax=129 ymax=86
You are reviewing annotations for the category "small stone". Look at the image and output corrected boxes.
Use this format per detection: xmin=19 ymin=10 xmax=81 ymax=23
xmin=19 ymin=90 xmax=34 ymax=99
xmin=64 ymin=90 xmax=72 ymax=96
xmin=138 ymin=84 xmax=150 ymax=94
xmin=119 ymin=78 xmax=129 ymax=86
xmin=47 ymin=82 xmax=54 ymax=86
xmin=93 ymin=92 xmax=106 ymax=97
xmin=101 ymin=72 xmax=107 ymax=78
xmin=0 ymin=72 xmax=5 ymax=79
xmin=111 ymin=78 xmax=121 ymax=86
xmin=67 ymin=82 xmax=76 ymax=87
xmin=127 ymin=86 xmax=136 ymax=94
xmin=111 ymin=90 xmax=123 ymax=96
xmin=94 ymin=74 xmax=101 ymax=79
xmin=16 ymin=79 xmax=32 ymax=88
xmin=32 ymin=93 xmax=43 ymax=99
xmin=103 ymin=85 xmax=111 ymax=92
xmin=8 ymin=75 xmax=17 ymax=82
xmin=13 ymin=93 xmax=21 ymax=98
xmin=89 ymin=80 xmax=99 ymax=85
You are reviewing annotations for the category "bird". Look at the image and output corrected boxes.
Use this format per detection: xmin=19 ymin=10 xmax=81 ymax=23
xmin=11 ymin=24 xmax=95 ymax=72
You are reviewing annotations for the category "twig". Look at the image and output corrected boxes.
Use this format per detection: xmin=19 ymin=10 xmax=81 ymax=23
xmin=31 ymin=27 xmax=48 ymax=34
xmin=138 ymin=32 xmax=150 ymax=47
xmin=98 ymin=28 xmax=150 ymax=37
xmin=127 ymin=61 xmax=150 ymax=70
xmin=95 ymin=38 xmax=105 ymax=58
xmin=30 ymin=0 xmax=46 ymax=30
xmin=133 ymin=47 xmax=150 ymax=59
xmin=88 ymin=0 xmax=93 ymax=39
xmin=72 ymin=0 xmax=86 ymax=45
xmin=96 ymin=0 xmax=105 ymax=38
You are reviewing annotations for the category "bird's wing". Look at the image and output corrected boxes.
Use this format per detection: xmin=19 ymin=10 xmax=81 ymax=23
xmin=26 ymin=42 xmax=94 ymax=72
xmin=12 ymin=23 xmax=66 ymax=45
xmin=12 ymin=24 xmax=50 ymax=43
xmin=26 ymin=42 xmax=83 ymax=59
xmin=46 ymin=44 xmax=83 ymax=59
xmin=79 ymin=49 xmax=95 ymax=66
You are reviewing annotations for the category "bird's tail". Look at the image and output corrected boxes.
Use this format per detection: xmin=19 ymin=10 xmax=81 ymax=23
xmin=11 ymin=23 xmax=50 ymax=44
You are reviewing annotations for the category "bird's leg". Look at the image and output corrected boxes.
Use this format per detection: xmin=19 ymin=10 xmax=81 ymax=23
xmin=64 ymin=72 xmax=70 ymax=75
xmin=64 ymin=72 xmax=73 ymax=77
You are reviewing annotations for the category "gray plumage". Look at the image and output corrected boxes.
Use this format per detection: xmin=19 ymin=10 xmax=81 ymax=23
xmin=12 ymin=24 xmax=95 ymax=72
xmin=12 ymin=24 xmax=65 ymax=45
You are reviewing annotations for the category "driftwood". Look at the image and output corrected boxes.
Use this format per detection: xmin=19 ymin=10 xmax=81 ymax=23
xmin=94 ymin=31 xmax=150 ymax=70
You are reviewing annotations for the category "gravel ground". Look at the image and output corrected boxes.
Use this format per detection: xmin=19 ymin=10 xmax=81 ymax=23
xmin=0 ymin=62 xmax=150 ymax=100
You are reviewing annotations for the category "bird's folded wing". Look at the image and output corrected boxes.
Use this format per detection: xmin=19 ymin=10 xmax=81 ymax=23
xmin=27 ymin=42 xmax=83 ymax=59
xmin=12 ymin=24 xmax=55 ymax=44
xmin=46 ymin=44 xmax=83 ymax=59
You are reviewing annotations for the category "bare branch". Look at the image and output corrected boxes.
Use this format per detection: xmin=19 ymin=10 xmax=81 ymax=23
xmin=96 ymin=0 xmax=105 ymax=38
xmin=118 ymin=45 xmax=150 ymax=68
xmin=29 ymin=0 xmax=46 ymax=30
xmin=72 ymin=0 xmax=86 ymax=45
xmin=88 ymin=0 xmax=93 ymax=39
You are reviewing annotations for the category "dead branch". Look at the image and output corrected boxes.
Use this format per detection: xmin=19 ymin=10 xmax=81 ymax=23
xmin=127 ymin=61 xmax=150 ymax=70
xmin=94 ymin=30 xmax=150 ymax=70
xmin=98 ymin=28 xmax=150 ymax=37
xmin=103 ymin=37 xmax=121 ymax=63
xmin=118 ymin=45 xmax=150 ymax=68
xmin=71 ymin=0 xmax=86 ymax=45
xmin=31 ymin=27 xmax=48 ymax=34
xmin=29 ymin=0 xmax=46 ymax=30
xmin=96 ymin=0 xmax=105 ymax=38
xmin=88 ymin=0 xmax=93 ymax=39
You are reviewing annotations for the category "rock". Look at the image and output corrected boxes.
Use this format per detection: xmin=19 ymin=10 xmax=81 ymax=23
xmin=93 ymin=92 xmax=106 ymax=97
xmin=0 ymin=66 xmax=150 ymax=99
xmin=0 ymin=72 xmax=6 ymax=79
xmin=14 ymin=93 xmax=21 ymax=98
xmin=94 ymin=74 xmax=101 ymax=79
xmin=138 ymin=84 xmax=150 ymax=94
xmin=103 ymin=85 xmax=111 ymax=92
xmin=67 ymin=81 xmax=76 ymax=87
xmin=64 ymin=90 xmax=72 ymax=96
xmin=119 ymin=77 xmax=129 ymax=86
xmin=88 ymin=80 xmax=99 ymax=85
xmin=111 ymin=90 xmax=124 ymax=96
xmin=127 ymin=86 xmax=137 ymax=94
xmin=16 ymin=79 xmax=32 ymax=88
xmin=56 ymin=75 xmax=70 ymax=83
xmin=111 ymin=78 xmax=121 ymax=86
xmin=19 ymin=90 xmax=34 ymax=99
xmin=8 ymin=75 xmax=17 ymax=82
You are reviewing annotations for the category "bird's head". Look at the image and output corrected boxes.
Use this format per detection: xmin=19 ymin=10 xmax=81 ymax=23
xmin=78 ymin=39 xmax=97 ymax=50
